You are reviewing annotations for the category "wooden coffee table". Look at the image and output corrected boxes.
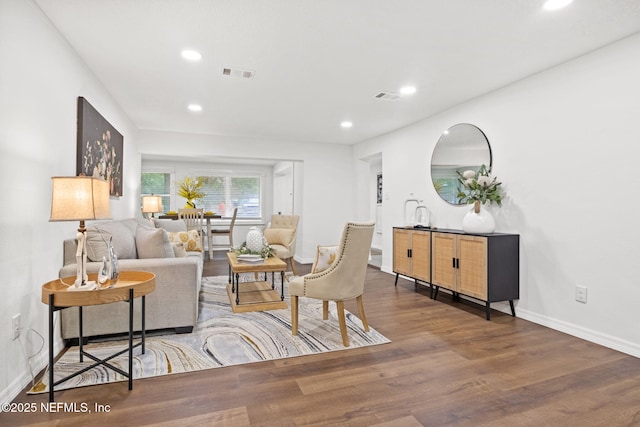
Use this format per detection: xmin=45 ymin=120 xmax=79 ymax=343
xmin=226 ymin=253 xmax=287 ymax=312
xmin=41 ymin=271 xmax=155 ymax=402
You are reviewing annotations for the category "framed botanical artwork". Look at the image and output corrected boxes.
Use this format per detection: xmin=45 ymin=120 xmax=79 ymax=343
xmin=76 ymin=97 xmax=124 ymax=197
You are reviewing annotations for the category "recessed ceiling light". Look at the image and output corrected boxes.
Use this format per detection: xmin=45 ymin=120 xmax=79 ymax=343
xmin=188 ymin=104 xmax=202 ymax=112
xmin=181 ymin=49 xmax=202 ymax=61
xmin=543 ymin=0 xmax=573 ymax=11
xmin=400 ymin=86 xmax=417 ymax=95
xmin=341 ymin=121 xmax=353 ymax=128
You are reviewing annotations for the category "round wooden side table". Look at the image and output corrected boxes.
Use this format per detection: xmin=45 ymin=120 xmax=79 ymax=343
xmin=41 ymin=271 xmax=155 ymax=402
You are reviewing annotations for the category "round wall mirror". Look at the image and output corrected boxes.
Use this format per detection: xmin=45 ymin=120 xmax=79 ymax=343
xmin=430 ymin=123 xmax=492 ymax=205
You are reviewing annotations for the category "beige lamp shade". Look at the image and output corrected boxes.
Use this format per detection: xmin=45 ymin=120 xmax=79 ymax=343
xmin=50 ymin=176 xmax=111 ymax=221
xmin=142 ymin=195 xmax=163 ymax=214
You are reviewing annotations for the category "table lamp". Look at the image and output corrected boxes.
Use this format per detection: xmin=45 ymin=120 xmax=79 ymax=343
xmin=142 ymin=194 xmax=162 ymax=218
xmin=50 ymin=176 xmax=111 ymax=290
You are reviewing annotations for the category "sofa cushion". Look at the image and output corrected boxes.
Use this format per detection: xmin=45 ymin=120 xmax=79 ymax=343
xmin=153 ymin=218 xmax=187 ymax=233
xmin=121 ymin=217 xmax=154 ymax=233
xmin=264 ymin=228 xmax=295 ymax=246
xmin=84 ymin=221 xmax=136 ymax=261
xmin=136 ymin=226 xmax=175 ymax=259
xmin=88 ymin=220 xmax=138 ymax=260
xmin=168 ymin=230 xmax=203 ymax=252
xmin=312 ymin=245 xmax=339 ymax=273
xmin=85 ymin=230 xmax=110 ymax=262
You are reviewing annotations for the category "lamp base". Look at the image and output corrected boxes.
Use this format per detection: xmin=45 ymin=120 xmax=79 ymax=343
xmin=69 ymin=280 xmax=98 ymax=291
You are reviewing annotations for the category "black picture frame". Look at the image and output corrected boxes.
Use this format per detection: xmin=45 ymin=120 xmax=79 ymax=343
xmin=76 ymin=97 xmax=123 ymax=197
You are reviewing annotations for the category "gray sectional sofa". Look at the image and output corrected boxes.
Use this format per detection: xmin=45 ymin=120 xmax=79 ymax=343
xmin=59 ymin=217 xmax=204 ymax=340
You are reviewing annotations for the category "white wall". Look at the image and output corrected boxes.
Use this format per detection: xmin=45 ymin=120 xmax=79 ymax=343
xmin=354 ymin=33 xmax=640 ymax=356
xmin=138 ymin=130 xmax=355 ymax=262
xmin=0 ymin=0 xmax=140 ymax=403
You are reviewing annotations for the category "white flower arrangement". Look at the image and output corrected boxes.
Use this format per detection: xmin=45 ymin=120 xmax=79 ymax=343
xmin=456 ymin=164 xmax=503 ymax=207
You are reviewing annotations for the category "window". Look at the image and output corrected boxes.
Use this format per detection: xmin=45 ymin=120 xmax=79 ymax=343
xmin=141 ymin=167 xmax=264 ymax=219
xmin=198 ymin=175 xmax=262 ymax=219
xmin=141 ymin=172 xmax=172 ymax=212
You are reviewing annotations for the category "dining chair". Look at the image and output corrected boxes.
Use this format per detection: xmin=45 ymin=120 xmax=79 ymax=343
xmin=178 ymin=208 xmax=204 ymax=249
xmin=210 ymin=207 xmax=238 ymax=251
xmin=288 ymin=222 xmax=374 ymax=347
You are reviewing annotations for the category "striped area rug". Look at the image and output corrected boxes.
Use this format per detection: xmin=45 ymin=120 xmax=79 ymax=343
xmin=30 ymin=274 xmax=390 ymax=394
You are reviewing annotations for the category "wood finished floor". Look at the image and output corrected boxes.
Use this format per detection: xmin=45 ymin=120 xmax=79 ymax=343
xmin=6 ymin=253 xmax=640 ymax=426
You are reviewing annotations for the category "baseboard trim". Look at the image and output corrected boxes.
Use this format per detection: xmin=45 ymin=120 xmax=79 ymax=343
xmin=515 ymin=308 xmax=640 ymax=358
xmin=1 ymin=336 xmax=65 ymax=405
xmin=381 ymin=268 xmax=640 ymax=358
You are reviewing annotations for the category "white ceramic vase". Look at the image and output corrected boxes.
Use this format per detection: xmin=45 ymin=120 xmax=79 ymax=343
xmin=246 ymin=227 xmax=265 ymax=252
xmin=462 ymin=201 xmax=495 ymax=234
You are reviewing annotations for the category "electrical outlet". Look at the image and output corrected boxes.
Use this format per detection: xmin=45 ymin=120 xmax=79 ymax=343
xmin=12 ymin=313 xmax=21 ymax=340
xmin=575 ymin=286 xmax=588 ymax=304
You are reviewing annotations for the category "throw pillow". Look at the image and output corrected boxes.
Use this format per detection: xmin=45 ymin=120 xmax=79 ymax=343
xmin=168 ymin=230 xmax=203 ymax=252
xmin=161 ymin=229 xmax=175 ymax=257
xmin=312 ymin=245 xmax=339 ymax=273
xmin=136 ymin=226 xmax=175 ymax=259
xmin=263 ymin=228 xmax=295 ymax=246
xmin=172 ymin=243 xmax=187 ymax=257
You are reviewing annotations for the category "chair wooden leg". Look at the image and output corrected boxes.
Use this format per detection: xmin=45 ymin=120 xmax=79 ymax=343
xmin=322 ymin=301 xmax=329 ymax=320
xmin=291 ymin=295 xmax=298 ymax=335
xmin=336 ymin=300 xmax=349 ymax=347
xmin=289 ymin=257 xmax=297 ymax=276
xmin=356 ymin=295 xmax=370 ymax=332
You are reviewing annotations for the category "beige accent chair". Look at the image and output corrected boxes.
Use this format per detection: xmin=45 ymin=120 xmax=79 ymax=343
xmin=263 ymin=214 xmax=299 ymax=275
xmin=179 ymin=208 xmax=204 ymax=249
xmin=210 ymin=207 xmax=238 ymax=251
xmin=288 ymin=222 xmax=375 ymax=347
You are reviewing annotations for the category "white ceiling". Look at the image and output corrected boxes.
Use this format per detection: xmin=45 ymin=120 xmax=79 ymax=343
xmin=35 ymin=0 xmax=640 ymax=145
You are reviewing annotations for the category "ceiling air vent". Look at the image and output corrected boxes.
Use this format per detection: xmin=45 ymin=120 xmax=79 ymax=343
xmin=221 ymin=67 xmax=255 ymax=79
xmin=374 ymin=91 xmax=400 ymax=101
